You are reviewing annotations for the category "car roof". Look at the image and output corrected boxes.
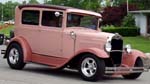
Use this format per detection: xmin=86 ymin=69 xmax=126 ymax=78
xmin=18 ymin=4 xmax=76 ymax=10
xmin=18 ymin=4 xmax=101 ymax=17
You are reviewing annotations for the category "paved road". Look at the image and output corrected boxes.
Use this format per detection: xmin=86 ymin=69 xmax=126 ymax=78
xmin=0 ymin=45 xmax=150 ymax=84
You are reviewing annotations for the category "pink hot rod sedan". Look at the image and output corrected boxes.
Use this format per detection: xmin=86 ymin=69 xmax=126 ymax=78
xmin=0 ymin=4 xmax=149 ymax=81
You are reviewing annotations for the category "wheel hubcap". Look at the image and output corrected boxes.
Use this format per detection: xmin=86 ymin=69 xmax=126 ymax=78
xmin=9 ymin=48 xmax=19 ymax=64
xmin=81 ymin=57 xmax=97 ymax=77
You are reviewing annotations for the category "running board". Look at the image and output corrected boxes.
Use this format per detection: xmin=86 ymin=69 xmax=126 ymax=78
xmin=105 ymin=67 xmax=149 ymax=74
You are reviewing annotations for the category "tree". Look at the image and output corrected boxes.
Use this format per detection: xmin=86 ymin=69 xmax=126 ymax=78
xmin=101 ymin=6 xmax=124 ymax=26
xmin=80 ymin=0 xmax=102 ymax=11
xmin=3 ymin=1 xmax=20 ymax=21
xmin=112 ymin=0 xmax=136 ymax=6
xmin=0 ymin=3 xmax=3 ymax=21
xmin=101 ymin=4 xmax=137 ymax=26
xmin=113 ymin=0 xmax=150 ymax=10
xmin=44 ymin=0 xmax=102 ymax=12
xmin=0 ymin=1 xmax=20 ymax=21
xmin=28 ymin=0 xmax=39 ymax=4
xmin=130 ymin=0 xmax=150 ymax=10
xmin=101 ymin=0 xmax=113 ymax=7
xmin=22 ymin=0 xmax=27 ymax=4
xmin=43 ymin=0 xmax=48 ymax=4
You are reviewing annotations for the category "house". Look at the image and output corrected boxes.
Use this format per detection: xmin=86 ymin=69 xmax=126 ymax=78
xmin=130 ymin=10 xmax=150 ymax=36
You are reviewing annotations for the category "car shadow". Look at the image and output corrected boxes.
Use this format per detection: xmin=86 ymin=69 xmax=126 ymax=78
xmin=23 ymin=65 xmax=81 ymax=80
xmin=9 ymin=64 xmax=143 ymax=82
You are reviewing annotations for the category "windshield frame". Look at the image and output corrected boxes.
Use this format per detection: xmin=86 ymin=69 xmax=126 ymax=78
xmin=66 ymin=12 xmax=100 ymax=30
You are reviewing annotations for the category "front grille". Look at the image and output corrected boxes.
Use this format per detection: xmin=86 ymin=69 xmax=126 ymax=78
xmin=110 ymin=38 xmax=123 ymax=66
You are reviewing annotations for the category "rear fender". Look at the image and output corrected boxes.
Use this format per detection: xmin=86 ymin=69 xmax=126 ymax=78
xmin=75 ymin=48 xmax=109 ymax=58
xmin=122 ymin=49 xmax=146 ymax=67
xmin=4 ymin=36 xmax=32 ymax=62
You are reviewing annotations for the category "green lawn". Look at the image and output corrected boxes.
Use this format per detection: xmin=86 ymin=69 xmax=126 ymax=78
xmin=0 ymin=25 xmax=14 ymax=37
xmin=124 ymin=37 xmax=150 ymax=53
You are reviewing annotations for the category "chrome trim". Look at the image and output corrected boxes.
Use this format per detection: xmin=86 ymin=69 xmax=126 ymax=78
xmin=110 ymin=50 xmax=123 ymax=52
xmin=105 ymin=67 xmax=149 ymax=74
xmin=81 ymin=57 xmax=97 ymax=77
xmin=9 ymin=48 xmax=19 ymax=64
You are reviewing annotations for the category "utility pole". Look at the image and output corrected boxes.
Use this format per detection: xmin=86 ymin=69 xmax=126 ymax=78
xmin=88 ymin=0 xmax=91 ymax=10
xmin=127 ymin=0 xmax=129 ymax=13
xmin=12 ymin=6 xmax=14 ymax=20
xmin=1 ymin=5 xmax=4 ymax=29
xmin=1 ymin=5 xmax=4 ymax=23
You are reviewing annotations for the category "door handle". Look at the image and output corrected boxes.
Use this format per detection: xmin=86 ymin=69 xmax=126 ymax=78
xmin=70 ymin=31 xmax=76 ymax=39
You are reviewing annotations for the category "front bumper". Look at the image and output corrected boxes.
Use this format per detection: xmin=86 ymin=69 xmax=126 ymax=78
xmin=105 ymin=67 xmax=149 ymax=74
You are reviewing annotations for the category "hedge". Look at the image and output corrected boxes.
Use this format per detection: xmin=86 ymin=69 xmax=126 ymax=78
xmin=102 ymin=27 xmax=140 ymax=36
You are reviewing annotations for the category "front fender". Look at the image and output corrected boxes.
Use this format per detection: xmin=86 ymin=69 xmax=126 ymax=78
xmin=122 ymin=49 xmax=146 ymax=67
xmin=5 ymin=36 xmax=32 ymax=62
xmin=75 ymin=48 xmax=109 ymax=58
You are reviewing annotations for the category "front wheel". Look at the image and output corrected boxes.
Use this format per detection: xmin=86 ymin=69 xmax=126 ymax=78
xmin=122 ymin=58 xmax=143 ymax=79
xmin=6 ymin=43 xmax=26 ymax=70
xmin=79 ymin=54 xmax=105 ymax=81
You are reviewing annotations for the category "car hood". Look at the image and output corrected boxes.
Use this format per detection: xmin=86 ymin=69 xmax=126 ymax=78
xmin=65 ymin=27 xmax=115 ymax=50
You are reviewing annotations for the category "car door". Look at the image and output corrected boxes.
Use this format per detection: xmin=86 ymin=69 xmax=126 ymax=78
xmin=62 ymin=13 xmax=76 ymax=58
xmin=18 ymin=10 xmax=42 ymax=54
xmin=38 ymin=10 xmax=63 ymax=57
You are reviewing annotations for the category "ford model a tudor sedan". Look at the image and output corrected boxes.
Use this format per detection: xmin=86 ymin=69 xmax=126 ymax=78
xmin=0 ymin=5 xmax=149 ymax=81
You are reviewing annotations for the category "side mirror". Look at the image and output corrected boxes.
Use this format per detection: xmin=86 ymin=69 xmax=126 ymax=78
xmin=0 ymin=34 xmax=4 ymax=45
xmin=55 ymin=12 xmax=61 ymax=17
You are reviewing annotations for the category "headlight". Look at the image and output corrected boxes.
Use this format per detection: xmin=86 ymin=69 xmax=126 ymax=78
xmin=125 ymin=44 xmax=132 ymax=53
xmin=105 ymin=35 xmax=113 ymax=52
xmin=105 ymin=42 xmax=112 ymax=52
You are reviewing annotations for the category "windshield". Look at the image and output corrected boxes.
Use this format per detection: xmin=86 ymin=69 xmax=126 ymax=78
xmin=67 ymin=13 xmax=98 ymax=30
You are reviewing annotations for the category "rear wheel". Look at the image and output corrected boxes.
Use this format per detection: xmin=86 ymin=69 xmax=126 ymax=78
xmin=6 ymin=43 xmax=26 ymax=70
xmin=79 ymin=54 xmax=105 ymax=81
xmin=122 ymin=58 xmax=143 ymax=79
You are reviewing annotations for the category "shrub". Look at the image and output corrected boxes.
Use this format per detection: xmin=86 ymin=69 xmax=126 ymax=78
xmin=102 ymin=26 xmax=140 ymax=36
xmin=101 ymin=25 xmax=116 ymax=29
xmin=101 ymin=6 xmax=124 ymax=26
xmin=122 ymin=14 xmax=135 ymax=27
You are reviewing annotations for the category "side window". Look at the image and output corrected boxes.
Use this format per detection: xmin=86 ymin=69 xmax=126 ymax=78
xmin=42 ymin=11 xmax=62 ymax=27
xmin=22 ymin=10 xmax=40 ymax=25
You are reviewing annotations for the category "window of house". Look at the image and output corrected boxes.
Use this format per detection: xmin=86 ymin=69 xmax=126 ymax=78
xmin=42 ymin=11 xmax=63 ymax=27
xmin=22 ymin=10 xmax=40 ymax=25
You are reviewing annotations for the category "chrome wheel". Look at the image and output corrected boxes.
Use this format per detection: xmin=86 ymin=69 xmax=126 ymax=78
xmin=81 ymin=57 xmax=97 ymax=77
xmin=9 ymin=48 xmax=19 ymax=64
xmin=7 ymin=43 xmax=25 ymax=70
xmin=79 ymin=54 xmax=105 ymax=81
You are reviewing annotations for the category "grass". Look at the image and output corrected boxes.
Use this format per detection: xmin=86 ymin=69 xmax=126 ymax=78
xmin=124 ymin=37 xmax=150 ymax=53
xmin=0 ymin=25 xmax=14 ymax=37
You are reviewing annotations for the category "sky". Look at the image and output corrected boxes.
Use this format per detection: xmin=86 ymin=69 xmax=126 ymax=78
xmin=0 ymin=0 xmax=44 ymax=3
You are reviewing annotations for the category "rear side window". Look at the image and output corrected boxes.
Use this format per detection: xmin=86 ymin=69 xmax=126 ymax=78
xmin=42 ymin=11 xmax=63 ymax=27
xmin=22 ymin=10 xmax=40 ymax=25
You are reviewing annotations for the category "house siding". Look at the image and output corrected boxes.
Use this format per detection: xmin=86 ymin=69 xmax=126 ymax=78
xmin=133 ymin=14 xmax=147 ymax=36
